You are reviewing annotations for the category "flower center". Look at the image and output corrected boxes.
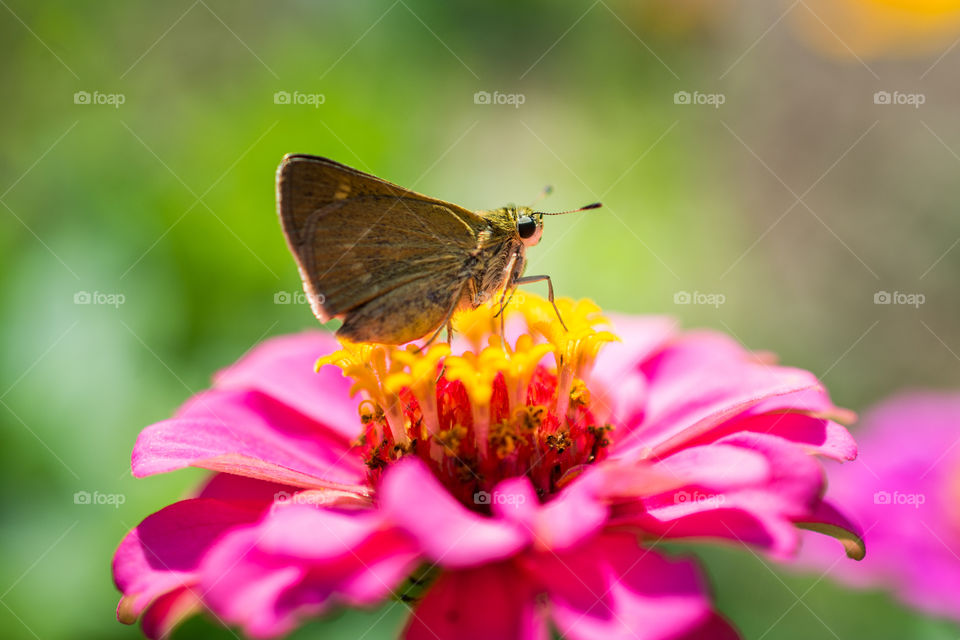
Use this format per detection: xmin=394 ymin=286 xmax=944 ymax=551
xmin=317 ymin=294 xmax=619 ymax=512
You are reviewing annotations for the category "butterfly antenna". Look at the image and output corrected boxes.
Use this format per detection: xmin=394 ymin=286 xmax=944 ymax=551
xmin=534 ymin=202 xmax=602 ymax=216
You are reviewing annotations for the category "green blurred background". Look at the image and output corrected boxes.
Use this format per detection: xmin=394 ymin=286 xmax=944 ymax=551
xmin=3 ymin=1 xmax=960 ymax=638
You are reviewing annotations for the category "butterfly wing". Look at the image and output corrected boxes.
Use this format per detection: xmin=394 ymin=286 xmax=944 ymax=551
xmin=336 ymin=271 xmax=472 ymax=344
xmin=277 ymin=154 xmax=486 ymax=343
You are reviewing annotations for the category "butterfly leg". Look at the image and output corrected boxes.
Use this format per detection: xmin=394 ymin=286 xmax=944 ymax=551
xmin=420 ymin=281 xmax=469 ymax=351
xmin=499 ymin=290 xmax=506 ymax=339
xmin=494 ymin=286 xmax=518 ymax=338
xmin=421 ymin=319 xmax=449 ymax=351
xmin=494 ymin=287 xmax=518 ymax=319
xmin=493 ymin=250 xmax=524 ymax=339
xmin=437 ymin=320 xmax=453 ymax=383
xmin=513 ymin=274 xmax=568 ymax=331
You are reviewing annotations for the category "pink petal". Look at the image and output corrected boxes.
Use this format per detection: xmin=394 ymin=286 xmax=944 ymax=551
xmin=675 ymin=411 xmax=857 ymax=462
xmin=531 ymin=470 xmax=609 ymax=552
xmin=651 ymin=443 xmax=771 ymax=489
xmin=202 ymin=530 xmax=304 ymax=638
xmin=490 ymin=475 xmax=540 ymax=530
xmin=379 ymin=458 xmax=530 ymax=567
xmin=614 ymin=332 xmax=827 ymax=459
xmin=212 ymin=331 xmax=360 ymax=439
xmin=712 ymin=432 xmax=825 ymax=516
xmin=139 ymin=586 xmax=201 ymax=640
xmin=487 ymin=472 xmax=609 ymax=553
xmin=795 ymin=392 xmax=960 ymax=620
xmin=624 ymin=502 xmax=799 ymax=557
xmin=597 ymin=314 xmax=678 ymax=380
xmin=194 ymin=472 xmax=299 ymax=502
xmin=195 ymin=474 xmax=370 ymax=512
xmin=404 ymin=563 xmax=548 ymax=640
xmin=675 ymin=613 xmax=741 ymax=639
xmin=113 ymin=498 xmax=264 ymax=624
xmin=201 ymin=505 xmax=419 ymax=638
xmin=532 ymin=533 xmax=720 ymax=640
xmin=257 ymin=506 xmax=389 ymax=559
xmin=133 ymin=389 xmax=367 ymax=491
xmin=591 ymin=315 xmax=676 ymax=427
xmin=795 ymin=500 xmax=865 ymax=561
xmin=594 ymin=372 xmax=649 ymax=434
xmin=620 ymin=433 xmax=825 ymax=558
xmin=740 ymin=386 xmax=855 ymax=424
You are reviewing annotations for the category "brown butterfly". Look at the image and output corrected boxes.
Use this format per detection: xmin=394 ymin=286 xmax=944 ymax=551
xmin=276 ymin=155 xmax=599 ymax=345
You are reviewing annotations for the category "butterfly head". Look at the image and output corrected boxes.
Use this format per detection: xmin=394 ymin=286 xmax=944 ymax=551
xmin=512 ymin=201 xmax=603 ymax=248
xmin=513 ymin=207 xmax=543 ymax=247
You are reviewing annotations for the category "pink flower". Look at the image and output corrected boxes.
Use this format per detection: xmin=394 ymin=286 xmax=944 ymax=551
xmin=114 ymin=295 xmax=863 ymax=639
xmin=797 ymin=392 xmax=960 ymax=620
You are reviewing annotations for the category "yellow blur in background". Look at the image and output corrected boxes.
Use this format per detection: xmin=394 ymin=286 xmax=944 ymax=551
xmin=796 ymin=0 xmax=960 ymax=58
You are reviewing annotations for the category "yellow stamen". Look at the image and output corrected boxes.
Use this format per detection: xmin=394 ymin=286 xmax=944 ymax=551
xmin=316 ymin=293 xmax=620 ymax=460
xmin=434 ymin=424 xmax=468 ymax=456
xmin=489 ymin=419 xmax=524 ymax=458
xmin=386 ymin=345 xmax=450 ymax=438
xmin=452 ymin=301 xmax=502 ymax=352
xmin=570 ymin=379 xmax=591 ymax=409
xmin=316 ymin=341 xmax=409 ymax=446
xmin=517 ymin=297 xmax=618 ymax=418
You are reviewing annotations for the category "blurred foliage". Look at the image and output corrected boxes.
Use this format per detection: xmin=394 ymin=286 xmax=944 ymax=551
xmin=2 ymin=1 xmax=960 ymax=638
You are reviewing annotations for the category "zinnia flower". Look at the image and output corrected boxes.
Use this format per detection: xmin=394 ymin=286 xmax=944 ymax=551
xmin=798 ymin=391 xmax=960 ymax=620
xmin=113 ymin=294 xmax=863 ymax=639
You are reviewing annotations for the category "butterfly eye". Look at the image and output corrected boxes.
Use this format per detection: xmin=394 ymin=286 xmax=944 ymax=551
xmin=517 ymin=215 xmax=538 ymax=240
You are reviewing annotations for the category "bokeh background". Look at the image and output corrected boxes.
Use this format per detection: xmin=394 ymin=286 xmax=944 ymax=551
xmin=3 ymin=1 xmax=960 ymax=638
